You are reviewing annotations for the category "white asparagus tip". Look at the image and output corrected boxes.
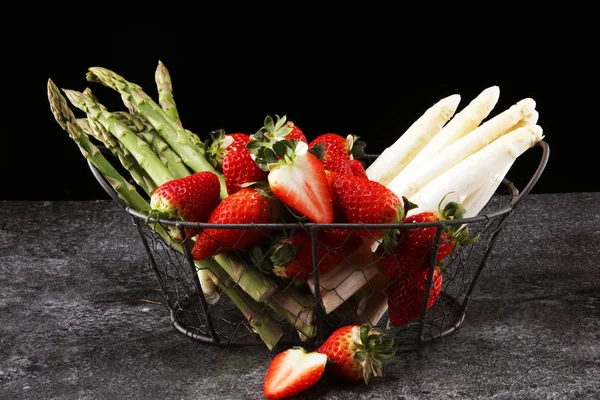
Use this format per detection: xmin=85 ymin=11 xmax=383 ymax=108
xmin=439 ymin=94 xmax=462 ymax=120
xmin=517 ymin=97 xmax=536 ymax=116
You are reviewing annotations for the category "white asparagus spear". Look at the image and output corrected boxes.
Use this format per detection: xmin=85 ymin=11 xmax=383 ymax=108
xmin=356 ymin=272 xmax=391 ymax=326
xmin=462 ymin=108 xmax=540 ymax=217
xmin=407 ymin=124 xmax=544 ymax=216
xmin=386 ymin=97 xmax=536 ymax=199
xmin=366 ymin=94 xmax=461 ymax=186
xmin=387 ymin=86 xmax=501 ymax=198
xmin=306 ymin=240 xmax=379 ymax=314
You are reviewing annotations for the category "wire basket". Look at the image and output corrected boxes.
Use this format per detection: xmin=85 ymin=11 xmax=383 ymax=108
xmin=88 ymin=141 xmax=549 ymax=349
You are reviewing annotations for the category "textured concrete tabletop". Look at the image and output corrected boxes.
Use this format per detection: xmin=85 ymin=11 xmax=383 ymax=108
xmin=1 ymin=193 xmax=599 ymax=399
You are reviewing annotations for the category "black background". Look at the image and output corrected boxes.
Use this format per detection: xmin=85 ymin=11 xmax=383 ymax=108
xmin=3 ymin=3 xmax=597 ymax=201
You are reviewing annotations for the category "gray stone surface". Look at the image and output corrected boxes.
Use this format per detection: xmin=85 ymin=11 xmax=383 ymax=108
xmin=1 ymin=193 xmax=599 ymax=399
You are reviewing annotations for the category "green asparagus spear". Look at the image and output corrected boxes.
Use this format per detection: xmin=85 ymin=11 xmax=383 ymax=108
xmin=62 ymin=89 xmax=175 ymax=187
xmin=47 ymin=79 xmax=150 ymax=212
xmin=207 ymin=263 xmax=283 ymax=350
xmin=155 ymin=60 xmax=182 ymax=127
xmin=86 ymin=67 xmax=228 ymax=199
xmin=78 ymin=117 xmax=157 ymax=196
xmin=113 ymin=111 xmax=191 ymax=179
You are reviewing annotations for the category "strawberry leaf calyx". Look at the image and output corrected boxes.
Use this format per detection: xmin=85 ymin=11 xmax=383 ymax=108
xmin=252 ymin=114 xmax=293 ymax=148
xmin=347 ymin=134 xmax=367 ymax=160
xmin=308 ymin=141 xmax=325 ymax=161
xmin=205 ymin=129 xmax=234 ymax=169
xmin=354 ymin=324 xmax=396 ymax=384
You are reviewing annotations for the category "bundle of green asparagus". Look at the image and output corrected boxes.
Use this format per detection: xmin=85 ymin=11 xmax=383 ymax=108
xmin=47 ymin=62 xmax=316 ymax=350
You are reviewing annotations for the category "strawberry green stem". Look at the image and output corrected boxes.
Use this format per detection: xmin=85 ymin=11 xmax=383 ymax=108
xmin=86 ymin=67 xmax=228 ymax=199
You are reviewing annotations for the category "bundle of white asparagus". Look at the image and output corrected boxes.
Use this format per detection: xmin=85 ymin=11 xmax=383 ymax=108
xmin=309 ymin=85 xmax=544 ymax=324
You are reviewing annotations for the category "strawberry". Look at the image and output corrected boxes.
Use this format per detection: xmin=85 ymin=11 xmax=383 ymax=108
xmin=263 ymin=347 xmax=327 ymax=399
xmin=308 ymin=133 xmax=367 ymax=176
xmin=378 ymin=200 xmax=477 ymax=277
xmin=316 ymin=324 xmax=395 ymax=384
xmin=349 ymin=158 xmax=369 ymax=179
xmin=266 ymin=229 xmax=363 ymax=279
xmin=329 ymin=172 xmax=402 ymax=240
xmin=284 ymin=121 xmax=307 ymax=143
xmin=150 ymin=171 xmax=221 ymax=238
xmin=248 ymin=115 xmax=334 ymax=223
xmin=191 ymin=186 xmax=283 ymax=260
xmin=387 ymin=266 xmax=443 ymax=327
xmin=205 ymin=129 xmax=268 ymax=195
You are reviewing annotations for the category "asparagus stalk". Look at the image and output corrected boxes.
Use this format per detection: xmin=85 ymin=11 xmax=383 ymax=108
xmin=366 ymin=94 xmax=461 ymax=186
xmin=113 ymin=111 xmax=191 ymax=179
xmin=78 ymin=117 xmax=157 ymax=196
xmin=62 ymin=89 xmax=175 ymax=186
xmin=86 ymin=67 xmax=228 ymax=199
xmin=155 ymin=60 xmax=182 ymax=127
xmin=214 ymin=253 xmax=278 ymax=302
xmin=408 ymin=124 xmax=544 ymax=215
xmin=48 ymin=79 xmax=151 ymax=212
xmin=390 ymin=97 xmax=536 ymax=199
xmin=388 ymin=86 xmax=501 ymax=198
xmin=208 ymin=263 xmax=283 ymax=350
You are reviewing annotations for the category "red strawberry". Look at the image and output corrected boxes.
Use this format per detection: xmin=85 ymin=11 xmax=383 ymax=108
xmin=268 ymin=229 xmax=362 ymax=279
xmin=206 ymin=129 xmax=268 ymax=195
xmin=308 ymin=133 xmax=367 ymax=176
xmin=316 ymin=324 xmax=395 ymax=384
xmin=378 ymin=201 xmax=476 ymax=277
xmin=263 ymin=347 xmax=327 ymax=400
xmin=191 ymin=187 xmax=283 ymax=260
xmin=248 ymin=116 xmax=334 ymax=223
xmin=387 ymin=266 xmax=443 ymax=327
xmin=150 ymin=171 xmax=221 ymax=238
xmin=349 ymin=158 xmax=369 ymax=179
xmin=330 ymin=173 xmax=402 ymax=240
xmin=284 ymin=121 xmax=307 ymax=143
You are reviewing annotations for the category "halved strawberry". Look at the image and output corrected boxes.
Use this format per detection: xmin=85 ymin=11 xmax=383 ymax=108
xmin=191 ymin=186 xmax=284 ymax=260
xmin=263 ymin=347 xmax=327 ymax=400
xmin=248 ymin=117 xmax=334 ymax=223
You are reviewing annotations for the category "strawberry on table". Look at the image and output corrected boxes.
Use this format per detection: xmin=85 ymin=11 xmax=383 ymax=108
xmin=205 ymin=129 xmax=268 ymax=195
xmin=150 ymin=171 xmax=221 ymax=238
xmin=191 ymin=186 xmax=284 ymax=260
xmin=387 ymin=265 xmax=443 ymax=327
xmin=263 ymin=347 xmax=327 ymax=399
xmin=248 ymin=115 xmax=334 ymax=223
xmin=316 ymin=323 xmax=395 ymax=384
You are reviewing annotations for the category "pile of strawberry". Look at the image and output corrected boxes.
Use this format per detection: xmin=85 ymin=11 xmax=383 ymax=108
xmin=150 ymin=115 xmax=472 ymax=329
xmin=263 ymin=323 xmax=395 ymax=399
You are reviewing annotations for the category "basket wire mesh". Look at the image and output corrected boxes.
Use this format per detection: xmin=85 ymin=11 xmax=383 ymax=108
xmin=88 ymin=141 xmax=549 ymax=348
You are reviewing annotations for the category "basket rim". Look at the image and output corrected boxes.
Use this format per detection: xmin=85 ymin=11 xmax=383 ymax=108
xmin=88 ymin=141 xmax=549 ymax=230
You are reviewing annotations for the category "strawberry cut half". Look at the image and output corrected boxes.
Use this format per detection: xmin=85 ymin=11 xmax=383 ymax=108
xmin=263 ymin=347 xmax=327 ymax=400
